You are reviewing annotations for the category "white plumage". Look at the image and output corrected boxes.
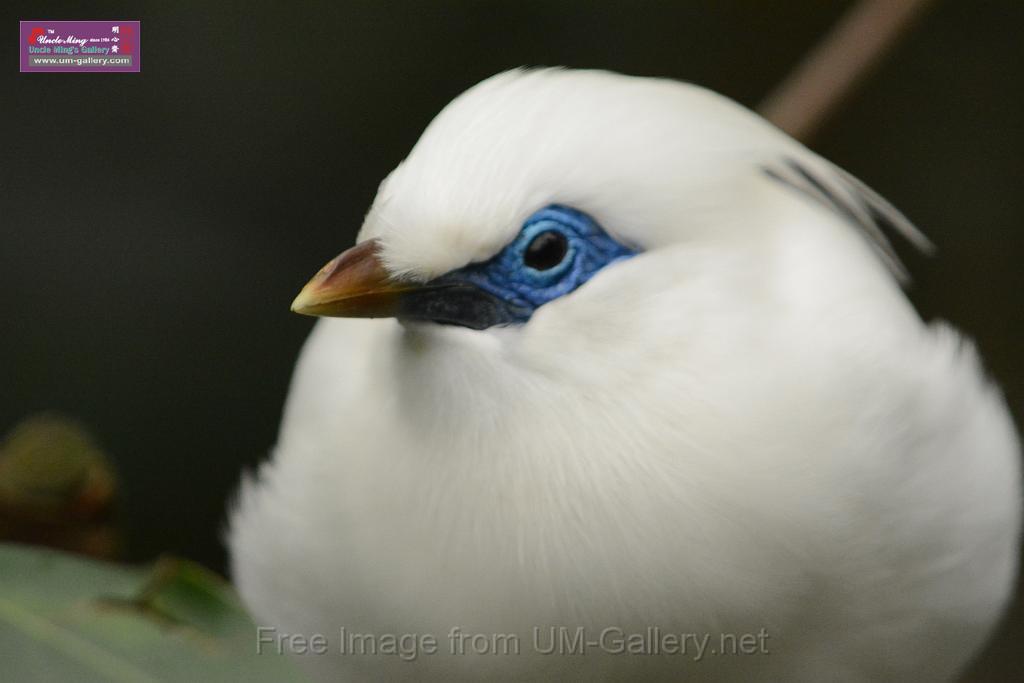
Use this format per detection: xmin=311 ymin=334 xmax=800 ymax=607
xmin=229 ymin=69 xmax=1020 ymax=681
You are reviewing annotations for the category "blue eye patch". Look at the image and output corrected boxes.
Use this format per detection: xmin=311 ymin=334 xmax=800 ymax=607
xmin=398 ymin=205 xmax=638 ymax=329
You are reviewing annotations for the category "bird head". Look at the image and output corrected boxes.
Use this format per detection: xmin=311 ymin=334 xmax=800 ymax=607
xmin=290 ymin=68 xmax=924 ymax=377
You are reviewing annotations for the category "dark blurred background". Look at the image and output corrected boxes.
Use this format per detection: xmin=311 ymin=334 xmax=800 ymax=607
xmin=1 ymin=1 xmax=1021 ymax=678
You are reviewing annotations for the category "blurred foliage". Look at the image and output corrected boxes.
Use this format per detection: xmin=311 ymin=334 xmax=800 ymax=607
xmin=0 ymin=543 xmax=308 ymax=682
xmin=0 ymin=414 xmax=120 ymax=559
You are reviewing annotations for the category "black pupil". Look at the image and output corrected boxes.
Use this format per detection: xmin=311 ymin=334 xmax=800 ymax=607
xmin=524 ymin=231 xmax=568 ymax=271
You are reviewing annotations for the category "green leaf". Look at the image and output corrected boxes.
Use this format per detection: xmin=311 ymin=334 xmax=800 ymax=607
xmin=0 ymin=543 xmax=308 ymax=682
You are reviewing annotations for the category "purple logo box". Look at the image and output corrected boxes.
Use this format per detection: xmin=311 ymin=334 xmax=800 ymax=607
xmin=20 ymin=21 xmax=140 ymax=72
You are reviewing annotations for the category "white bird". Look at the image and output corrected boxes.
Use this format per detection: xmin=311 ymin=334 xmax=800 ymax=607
xmin=228 ymin=68 xmax=1020 ymax=682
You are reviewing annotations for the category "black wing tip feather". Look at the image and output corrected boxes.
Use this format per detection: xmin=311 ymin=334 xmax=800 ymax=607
xmin=762 ymin=157 xmax=934 ymax=284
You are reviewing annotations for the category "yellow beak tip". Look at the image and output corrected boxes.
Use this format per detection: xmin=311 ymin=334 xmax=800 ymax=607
xmin=290 ymin=288 xmax=316 ymax=315
xmin=287 ymin=239 xmax=402 ymax=319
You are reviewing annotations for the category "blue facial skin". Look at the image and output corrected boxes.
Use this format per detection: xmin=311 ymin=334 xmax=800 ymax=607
xmin=397 ymin=205 xmax=637 ymax=330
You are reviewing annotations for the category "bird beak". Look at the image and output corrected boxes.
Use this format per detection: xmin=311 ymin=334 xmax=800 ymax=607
xmin=291 ymin=238 xmax=529 ymax=329
xmin=290 ymin=238 xmax=416 ymax=318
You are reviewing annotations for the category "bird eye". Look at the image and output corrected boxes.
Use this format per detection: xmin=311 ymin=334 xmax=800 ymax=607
xmin=523 ymin=231 xmax=569 ymax=271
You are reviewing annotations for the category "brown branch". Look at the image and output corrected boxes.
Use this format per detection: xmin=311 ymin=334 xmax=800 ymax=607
xmin=759 ymin=0 xmax=935 ymax=142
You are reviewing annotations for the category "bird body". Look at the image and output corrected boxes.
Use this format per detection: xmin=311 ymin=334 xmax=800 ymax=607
xmin=229 ymin=69 xmax=1020 ymax=681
